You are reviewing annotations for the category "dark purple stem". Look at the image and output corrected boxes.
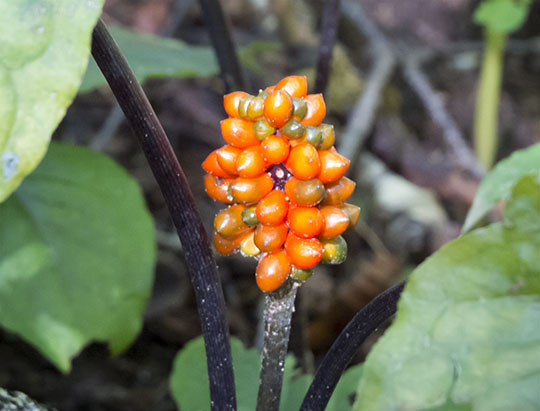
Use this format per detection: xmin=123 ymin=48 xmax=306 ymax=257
xmin=314 ymin=0 xmax=341 ymax=94
xmin=91 ymin=19 xmax=236 ymax=411
xmin=198 ymin=0 xmax=249 ymax=92
xmin=300 ymin=282 xmax=406 ymax=411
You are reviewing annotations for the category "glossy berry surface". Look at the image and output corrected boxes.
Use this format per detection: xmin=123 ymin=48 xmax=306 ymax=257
xmin=204 ymin=76 xmax=360 ymax=292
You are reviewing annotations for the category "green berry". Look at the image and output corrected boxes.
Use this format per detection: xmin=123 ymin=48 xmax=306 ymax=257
xmin=248 ymin=96 xmax=264 ymax=120
xmin=318 ymin=124 xmax=335 ymax=150
xmin=280 ymin=119 xmax=305 ymax=139
xmin=238 ymin=95 xmax=253 ymax=119
xmin=292 ymin=98 xmax=307 ymax=120
xmin=290 ymin=265 xmax=313 ymax=281
xmin=254 ymin=119 xmax=275 ymax=141
xmin=320 ymin=235 xmax=347 ymax=264
xmin=241 ymin=206 xmax=259 ymax=226
xmin=303 ymin=126 xmax=322 ymax=147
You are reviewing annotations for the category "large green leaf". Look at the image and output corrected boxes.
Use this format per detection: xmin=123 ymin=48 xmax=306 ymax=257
xmin=0 ymin=143 xmax=155 ymax=372
xmin=170 ymin=336 xmax=362 ymax=411
xmin=353 ymin=174 xmax=540 ymax=410
xmin=80 ymin=26 xmax=218 ymax=93
xmin=0 ymin=0 xmax=104 ymax=202
xmin=474 ymin=0 xmax=531 ymax=34
xmin=463 ymin=143 xmax=540 ymax=232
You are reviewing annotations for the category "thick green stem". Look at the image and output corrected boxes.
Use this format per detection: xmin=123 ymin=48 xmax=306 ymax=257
xmin=474 ymin=29 xmax=506 ymax=170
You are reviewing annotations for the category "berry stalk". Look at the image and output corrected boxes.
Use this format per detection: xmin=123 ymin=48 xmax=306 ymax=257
xmin=257 ymin=279 xmax=300 ymax=411
xmin=91 ymin=19 xmax=236 ymax=411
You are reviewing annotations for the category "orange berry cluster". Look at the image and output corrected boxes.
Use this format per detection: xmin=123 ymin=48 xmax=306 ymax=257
xmin=203 ymin=76 xmax=360 ymax=292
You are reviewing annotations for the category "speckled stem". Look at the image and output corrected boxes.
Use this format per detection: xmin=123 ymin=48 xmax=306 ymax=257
xmin=256 ymin=280 xmax=300 ymax=411
xmin=91 ymin=19 xmax=236 ymax=411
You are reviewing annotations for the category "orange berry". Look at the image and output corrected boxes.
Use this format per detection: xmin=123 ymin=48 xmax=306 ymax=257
xmin=213 ymin=231 xmax=253 ymax=256
xmin=254 ymin=222 xmax=288 ymax=252
xmin=215 ymin=145 xmax=241 ymax=175
xmin=284 ymin=232 xmax=323 ymax=269
xmin=318 ymin=150 xmax=350 ymax=183
xmin=301 ymin=94 xmax=326 ymax=126
xmin=221 ymin=118 xmax=260 ymax=148
xmin=341 ymin=203 xmax=361 ymax=228
xmin=289 ymin=138 xmax=303 ymax=148
xmin=202 ymin=150 xmax=234 ymax=178
xmin=214 ymin=204 xmax=251 ymax=238
xmin=224 ymin=91 xmax=249 ymax=118
xmin=284 ymin=177 xmax=325 ymax=206
xmin=256 ymin=249 xmax=291 ymax=292
xmin=275 ymin=75 xmax=308 ymax=98
xmin=285 ymin=143 xmax=321 ymax=180
xmin=261 ymin=135 xmax=290 ymax=164
xmin=236 ymin=145 xmax=267 ymax=178
xmin=230 ymin=174 xmax=274 ymax=204
xmin=204 ymin=174 xmax=233 ymax=203
xmin=318 ymin=206 xmax=350 ymax=238
xmin=323 ymin=177 xmax=356 ymax=205
xmin=287 ymin=206 xmax=324 ymax=238
xmin=256 ymin=190 xmax=288 ymax=225
xmin=264 ymin=85 xmax=276 ymax=93
xmin=264 ymin=90 xmax=293 ymax=128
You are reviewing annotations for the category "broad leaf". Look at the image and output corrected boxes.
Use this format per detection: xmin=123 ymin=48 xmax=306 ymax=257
xmin=170 ymin=336 xmax=362 ymax=410
xmin=0 ymin=143 xmax=155 ymax=372
xmin=354 ymin=175 xmax=540 ymax=410
xmin=474 ymin=0 xmax=531 ymax=34
xmin=80 ymin=26 xmax=218 ymax=93
xmin=463 ymin=143 xmax=540 ymax=232
xmin=0 ymin=0 xmax=104 ymax=202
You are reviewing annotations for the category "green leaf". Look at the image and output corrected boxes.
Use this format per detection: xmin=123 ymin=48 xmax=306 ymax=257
xmin=0 ymin=0 xmax=104 ymax=202
xmin=463 ymin=143 xmax=540 ymax=232
xmin=353 ymin=175 xmax=540 ymax=410
xmin=80 ymin=26 xmax=218 ymax=93
xmin=170 ymin=336 xmax=260 ymax=411
xmin=0 ymin=143 xmax=155 ymax=372
xmin=474 ymin=0 xmax=531 ymax=34
xmin=170 ymin=336 xmax=362 ymax=410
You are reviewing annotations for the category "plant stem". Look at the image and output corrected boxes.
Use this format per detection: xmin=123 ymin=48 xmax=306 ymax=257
xmin=474 ymin=28 xmax=506 ymax=170
xmin=256 ymin=280 xmax=300 ymax=411
xmin=314 ymin=0 xmax=341 ymax=95
xmin=91 ymin=19 xmax=236 ymax=411
xmin=198 ymin=0 xmax=248 ymax=92
xmin=300 ymin=282 xmax=405 ymax=411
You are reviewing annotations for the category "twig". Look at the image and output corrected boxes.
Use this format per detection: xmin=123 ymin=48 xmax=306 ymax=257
xmin=402 ymin=54 xmax=484 ymax=177
xmin=256 ymin=280 xmax=300 ymax=411
xmin=198 ymin=0 xmax=248 ymax=92
xmin=338 ymin=47 xmax=395 ymax=157
xmin=300 ymin=282 xmax=405 ymax=411
xmin=338 ymin=0 xmax=396 ymax=158
xmin=314 ymin=0 xmax=341 ymax=94
xmin=341 ymin=0 xmax=483 ymax=177
xmin=91 ymin=19 xmax=236 ymax=411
